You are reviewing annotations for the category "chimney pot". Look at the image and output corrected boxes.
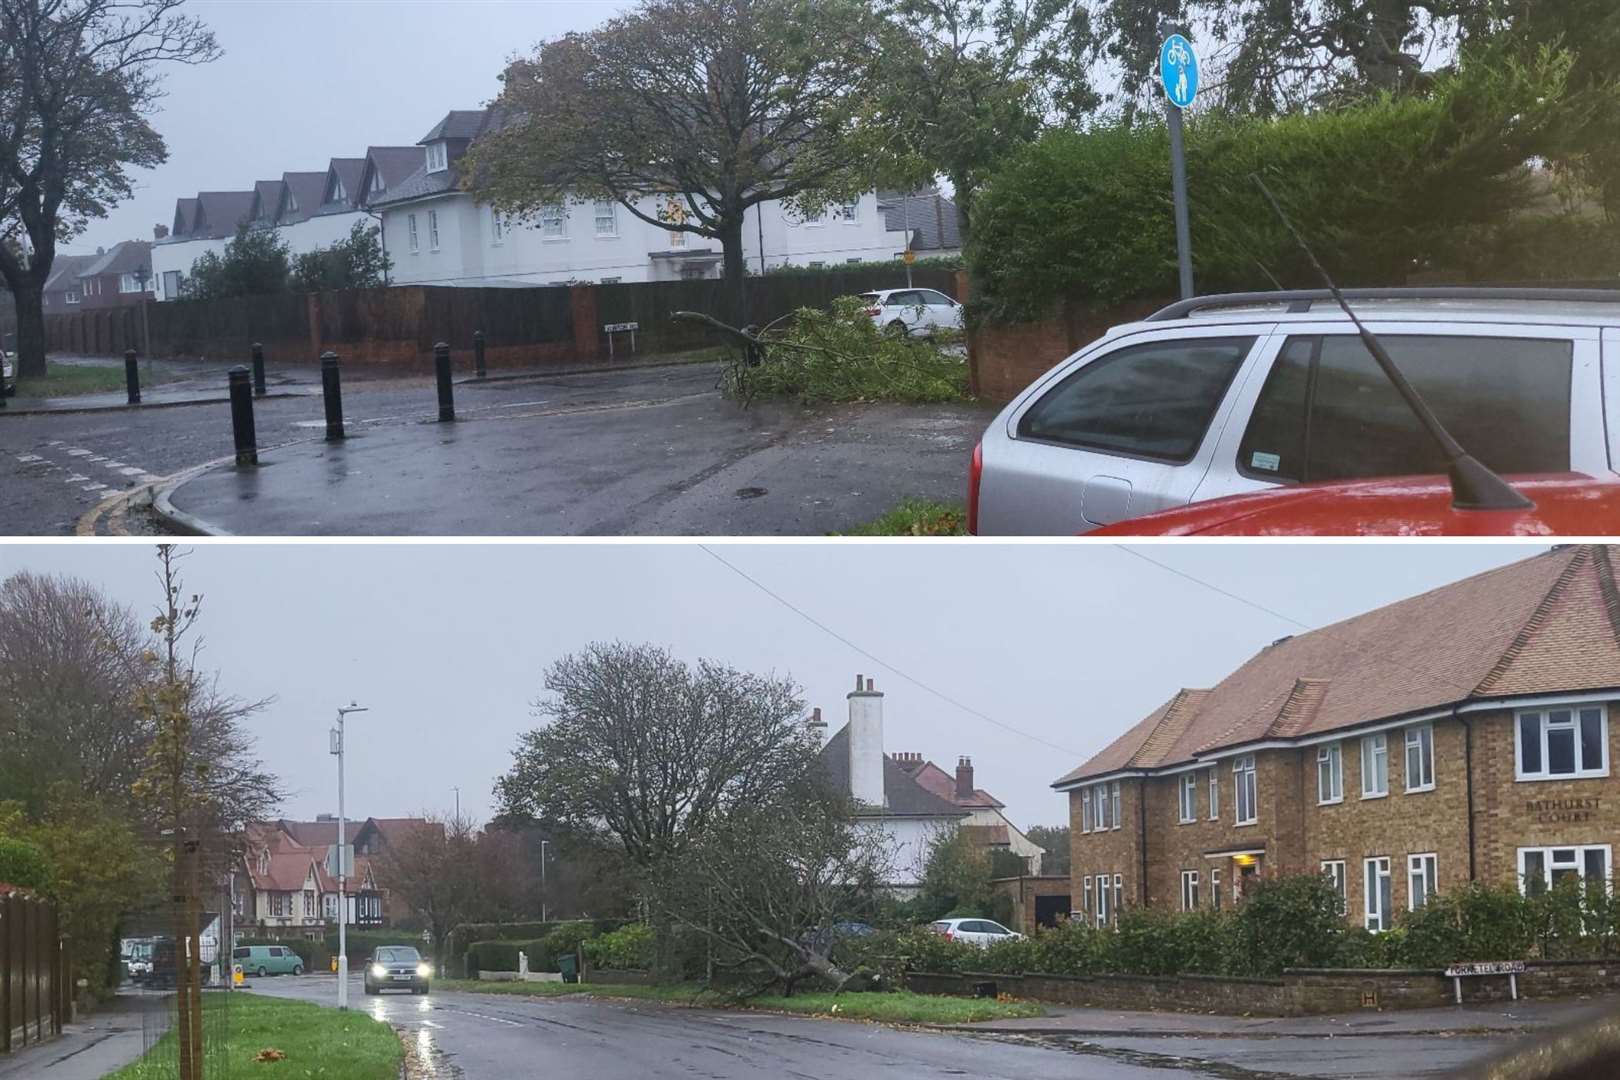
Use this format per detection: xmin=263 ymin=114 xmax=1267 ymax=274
xmin=855 ymin=673 xmax=863 ymax=690
xmin=955 ymin=757 xmax=974 ymax=800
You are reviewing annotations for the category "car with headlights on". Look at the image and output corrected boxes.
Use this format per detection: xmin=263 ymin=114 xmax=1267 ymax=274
xmin=364 ymin=944 xmax=430 ymax=995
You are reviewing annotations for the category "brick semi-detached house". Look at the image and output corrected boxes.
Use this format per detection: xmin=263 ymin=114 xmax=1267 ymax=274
xmin=1056 ymin=545 xmax=1620 ymax=932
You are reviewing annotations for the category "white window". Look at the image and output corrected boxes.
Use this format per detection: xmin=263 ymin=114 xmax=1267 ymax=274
xmin=1081 ymin=789 xmax=1093 ymax=833
xmin=1517 ymin=706 xmax=1608 ymax=781
xmin=1208 ymin=768 xmax=1219 ymax=820
xmin=668 ymin=229 xmax=686 ymax=248
xmin=1111 ymin=781 xmax=1121 ymax=830
xmin=331 ymin=176 xmax=346 ymax=202
xmin=1317 ymin=743 xmax=1343 ymax=804
xmin=593 ymin=200 xmax=617 ymax=236
xmin=833 ymin=198 xmax=859 ymax=223
xmin=1322 ymin=860 xmax=1347 ymax=912
xmin=1518 ymin=845 xmax=1611 ymax=895
xmin=1364 ymin=857 xmax=1392 ymax=931
xmin=1211 ymin=869 xmax=1222 ymax=910
xmin=286 ymin=193 xmax=298 ymax=213
xmin=1094 ymin=875 xmax=1109 ymax=927
xmin=426 ymin=142 xmax=448 ymax=173
xmin=1082 ymin=876 xmax=1092 ymax=913
xmin=370 ymin=168 xmax=384 ymax=194
xmin=408 ymin=214 xmax=419 ymax=254
xmin=809 ymin=260 xmax=826 ymax=269
xmin=65 ymin=290 xmax=79 ymax=304
xmin=1178 ymin=774 xmax=1197 ymax=823
xmin=1361 ymin=733 xmax=1388 ymax=797
xmin=1407 ymin=853 xmax=1438 ymax=910
xmin=490 ymin=207 xmax=505 ymax=246
xmin=428 ymin=210 xmax=440 ymax=251
xmin=120 ymin=273 xmax=142 ymax=293
xmin=1180 ymin=870 xmax=1200 ymax=911
xmin=1234 ymin=755 xmax=1257 ymax=825
xmin=1113 ymin=874 xmax=1123 ymax=918
xmin=1093 ymin=784 xmax=1110 ymax=831
xmin=541 ymin=203 xmax=567 ymax=239
xmin=303 ymin=890 xmax=316 ymax=917
xmin=1404 ymin=725 xmax=1435 ymax=792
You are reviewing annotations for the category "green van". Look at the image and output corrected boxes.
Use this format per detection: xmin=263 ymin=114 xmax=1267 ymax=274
xmin=233 ymin=944 xmax=304 ymax=977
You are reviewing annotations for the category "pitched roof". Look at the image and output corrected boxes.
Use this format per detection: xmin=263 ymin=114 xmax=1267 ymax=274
xmin=362 ymin=146 xmax=428 ymax=203
xmin=1054 ymin=546 xmax=1620 ymax=787
xmin=818 ymin=724 xmax=969 ymax=819
xmin=43 ymin=254 xmax=97 ymax=292
xmin=878 ymin=191 xmax=961 ymax=253
xmin=370 ymin=108 xmax=506 ymax=208
xmin=253 ymin=180 xmax=286 ymax=224
xmin=194 ymin=191 xmax=256 ymax=239
xmin=316 ymin=158 xmax=367 ymax=216
xmin=897 ymin=756 xmax=1005 ymax=809
xmin=79 ymin=240 xmax=152 ymax=279
xmin=419 ymin=109 xmax=490 ymax=143
xmin=278 ymin=172 xmax=327 ymax=225
xmin=171 ymin=198 xmax=199 ymax=238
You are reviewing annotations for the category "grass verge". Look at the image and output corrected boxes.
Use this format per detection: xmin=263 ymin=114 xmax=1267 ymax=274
xmin=838 ymin=498 xmax=967 ymax=536
xmin=429 ymin=979 xmax=1042 ymax=1023
xmin=105 ymin=992 xmax=402 ymax=1080
xmin=13 ymin=360 xmax=182 ymax=399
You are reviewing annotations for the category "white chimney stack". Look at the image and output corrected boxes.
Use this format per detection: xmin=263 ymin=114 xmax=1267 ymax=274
xmin=847 ymin=673 xmax=885 ymax=807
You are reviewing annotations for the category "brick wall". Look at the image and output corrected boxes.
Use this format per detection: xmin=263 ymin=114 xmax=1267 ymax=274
xmin=1069 ymin=778 xmax=1146 ymax=917
xmin=965 ymin=297 xmax=1169 ymax=404
xmin=990 ymin=875 xmax=1073 ymax=933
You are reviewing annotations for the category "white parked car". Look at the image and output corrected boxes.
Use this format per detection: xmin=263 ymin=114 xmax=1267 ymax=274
xmin=859 ymin=288 xmax=963 ymax=337
xmin=929 ymin=917 xmax=1023 ymax=947
xmin=2 ymin=349 xmax=14 ymax=396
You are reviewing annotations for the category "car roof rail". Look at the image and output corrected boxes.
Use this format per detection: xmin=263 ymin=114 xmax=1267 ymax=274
xmin=1142 ymin=286 xmax=1620 ymax=322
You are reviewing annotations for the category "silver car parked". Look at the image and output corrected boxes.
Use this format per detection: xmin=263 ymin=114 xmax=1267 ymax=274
xmin=970 ymin=289 xmax=1620 ymax=535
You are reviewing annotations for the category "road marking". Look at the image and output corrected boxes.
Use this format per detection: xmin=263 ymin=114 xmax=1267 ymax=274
xmin=458 ymin=1010 xmax=523 ymax=1027
xmin=104 ymin=460 xmax=126 ymax=469
xmin=116 ymin=466 xmax=145 ymax=476
xmin=15 ymin=454 xmax=41 ymax=463
xmin=65 ymin=474 xmax=89 ymax=483
xmin=66 ymin=448 xmax=91 ymax=456
xmin=81 ymin=483 xmax=108 ymax=493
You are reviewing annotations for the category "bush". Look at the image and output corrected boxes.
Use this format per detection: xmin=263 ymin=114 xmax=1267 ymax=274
xmin=0 ymin=838 xmax=51 ymax=891
xmin=722 ymin=296 xmax=969 ymax=405
xmin=1395 ymin=883 xmax=1539 ymax=967
xmin=583 ymin=923 xmax=656 ymax=971
xmin=1233 ymin=873 xmax=1352 ymax=976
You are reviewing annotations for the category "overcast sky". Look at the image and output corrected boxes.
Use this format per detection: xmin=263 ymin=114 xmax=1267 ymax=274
xmin=66 ymin=0 xmax=639 ymax=258
xmin=0 ymin=543 xmax=1547 ymax=831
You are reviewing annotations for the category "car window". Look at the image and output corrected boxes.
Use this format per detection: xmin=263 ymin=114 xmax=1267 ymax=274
xmin=375 ymin=946 xmax=419 ymax=964
xmin=232 ymin=948 xmax=249 ymax=959
xmin=983 ymin=921 xmax=1011 ymax=935
xmin=270 ymin=947 xmax=285 ymax=957
xmin=1019 ymin=336 xmax=1256 ymax=463
xmin=930 ymin=921 xmax=951 ymax=933
xmin=918 ymin=290 xmax=953 ymax=305
xmin=1238 ymin=334 xmax=1573 ymax=483
xmin=887 ymin=291 xmax=923 ymax=306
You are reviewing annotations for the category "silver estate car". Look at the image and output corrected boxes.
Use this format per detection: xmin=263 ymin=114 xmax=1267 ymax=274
xmin=970 ymin=289 xmax=1620 ymax=535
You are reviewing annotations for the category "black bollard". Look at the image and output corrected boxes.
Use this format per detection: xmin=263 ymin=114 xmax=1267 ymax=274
xmin=473 ymin=329 xmax=487 ymax=378
xmin=124 ymin=349 xmax=141 ymax=404
xmin=321 ymin=351 xmax=344 ymax=441
xmin=251 ymin=342 xmax=267 ymax=397
xmin=434 ymin=341 xmax=455 ymax=422
xmin=228 ymin=366 xmax=257 ymax=466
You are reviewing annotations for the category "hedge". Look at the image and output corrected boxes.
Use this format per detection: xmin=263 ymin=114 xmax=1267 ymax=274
xmin=968 ymin=45 xmax=1620 ymax=324
xmin=324 ymin=928 xmax=428 ymax=965
xmin=582 ymin=923 xmax=656 ymax=971
xmin=467 ymin=922 xmax=604 ymax=974
xmin=0 ymin=838 xmax=51 ymax=891
xmin=449 ymin=919 xmax=629 ymax=969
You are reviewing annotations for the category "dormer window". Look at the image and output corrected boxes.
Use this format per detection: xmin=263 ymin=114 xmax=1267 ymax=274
xmin=286 ymin=193 xmax=297 ymax=213
xmin=258 ymin=849 xmax=269 ymax=875
xmin=370 ymin=169 xmax=384 ymax=194
xmin=426 ymin=142 xmax=448 ymax=173
xmin=329 ymin=176 xmax=346 ymax=202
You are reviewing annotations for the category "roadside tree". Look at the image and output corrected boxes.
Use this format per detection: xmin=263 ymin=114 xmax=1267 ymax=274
xmin=290 ymin=220 xmax=390 ymax=293
xmin=370 ymin=814 xmax=479 ymax=971
xmin=180 ymin=224 xmax=290 ymax=299
xmin=465 ymin=0 xmax=883 ymax=325
xmin=0 ymin=0 xmax=219 ymax=377
xmin=1025 ymin=824 xmax=1070 ymax=875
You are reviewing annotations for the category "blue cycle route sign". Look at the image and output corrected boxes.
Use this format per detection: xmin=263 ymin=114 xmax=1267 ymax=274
xmin=1160 ymin=34 xmax=1199 ymax=109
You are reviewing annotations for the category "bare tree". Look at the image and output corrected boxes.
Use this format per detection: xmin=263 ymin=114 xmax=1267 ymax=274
xmin=0 ymin=0 xmax=219 ymax=377
xmin=650 ymin=775 xmax=892 ymax=996
xmin=370 ymin=814 xmax=474 ymax=971
xmin=496 ymin=642 xmax=817 ymax=868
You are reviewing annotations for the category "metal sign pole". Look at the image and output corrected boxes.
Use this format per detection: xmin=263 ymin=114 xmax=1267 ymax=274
xmin=1167 ymin=104 xmax=1194 ymax=300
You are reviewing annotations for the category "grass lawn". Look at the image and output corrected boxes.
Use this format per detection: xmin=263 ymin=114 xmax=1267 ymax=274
xmin=429 ymin=979 xmax=1042 ymax=1024
xmin=105 ymin=992 xmax=402 ymax=1080
xmin=838 ymin=498 xmax=968 ymax=536
xmin=12 ymin=360 xmax=182 ymax=399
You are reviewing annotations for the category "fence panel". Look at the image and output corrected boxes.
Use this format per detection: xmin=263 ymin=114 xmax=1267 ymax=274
xmin=1 ymin=892 xmax=63 ymax=1053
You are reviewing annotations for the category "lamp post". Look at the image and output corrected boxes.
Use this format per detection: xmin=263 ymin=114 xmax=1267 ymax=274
xmin=540 ymin=839 xmax=550 ymax=922
xmin=133 ymin=264 xmax=152 ymax=357
xmin=331 ymin=702 xmax=369 ymax=1009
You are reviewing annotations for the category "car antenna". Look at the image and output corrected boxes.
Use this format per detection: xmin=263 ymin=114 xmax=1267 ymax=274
xmin=1251 ymin=174 xmax=1532 ymax=511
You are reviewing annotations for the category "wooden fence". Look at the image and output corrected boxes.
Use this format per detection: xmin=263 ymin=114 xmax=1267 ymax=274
xmin=1 ymin=891 xmax=68 ymax=1053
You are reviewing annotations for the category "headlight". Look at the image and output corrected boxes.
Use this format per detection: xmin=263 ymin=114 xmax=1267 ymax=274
xmin=416 ymin=963 xmax=432 ymax=977
xmin=370 ymin=964 xmax=386 ymax=978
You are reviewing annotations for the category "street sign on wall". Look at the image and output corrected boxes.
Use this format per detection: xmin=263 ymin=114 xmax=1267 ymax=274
xmin=1160 ymin=34 xmax=1200 ymax=110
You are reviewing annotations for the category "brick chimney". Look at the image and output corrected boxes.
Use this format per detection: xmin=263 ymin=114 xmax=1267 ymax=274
xmin=153 ymin=224 xmax=169 ymax=240
xmin=955 ymin=757 xmax=974 ymax=801
xmin=846 ymin=674 xmax=884 ymax=807
xmin=806 ymin=706 xmax=827 ymax=746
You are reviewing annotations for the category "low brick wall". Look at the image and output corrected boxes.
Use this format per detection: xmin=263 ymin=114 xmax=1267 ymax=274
xmin=907 ymin=960 xmax=1620 ymax=1017
xmin=966 ymin=297 xmax=1169 ymax=404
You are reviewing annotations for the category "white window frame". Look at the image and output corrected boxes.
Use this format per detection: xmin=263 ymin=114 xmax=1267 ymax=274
xmin=1515 ymin=705 xmax=1609 ymax=781
xmin=408 ymin=214 xmax=419 ymax=254
xmin=541 ymin=203 xmax=567 ymax=240
xmin=1234 ymin=755 xmax=1257 ymax=825
xmin=1110 ymin=781 xmax=1121 ymax=830
xmin=593 ymin=199 xmax=617 ymax=237
xmin=65 ymin=290 xmax=80 ymax=305
xmin=1178 ymin=773 xmax=1197 ymax=823
xmin=1361 ymin=733 xmax=1389 ymax=798
xmin=1405 ymin=725 xmax=1435 ymax=792
xmin=1094 ymin=875 xmax=1109 ymax=927
xmin=1113 ymin=874 xmax=1123 ymax=920
xmin=490 ymin=207 xmax=505 ymax=246
xmin=1211 ymin=868 xmax=1222 ymax=910
xmin=426 ymin=142 xmax=448 ymax=173
xmin=1207 ymin=768 xmax=1219 ymax=820
xmin=428 ymin=210 xmax=440 ymax=252
xmin=1517 ymin=844 xmax=1612 ymax=894
xmin=1081 ymin=875 xmax=1092 ymax=914
xmin=120 ymin=273 xmax=141 ymax=293
xmin=1317 ymin=742 xmax=1343 ymax=804
xmin=1321 ymin=860 xmax=1347 ymax=913
xmin=1081 ymin=788 xmax=1092 ymax=833
xmin=833 ymin=198 xmax=859 ymax=223
xmin=1407 ymin=852 xmax=1438 ymax=910
xmin=1364 ymin=857 xmax=1392 ymax=932
xmin=1180 ymin=870 xmax=1200 ymax=911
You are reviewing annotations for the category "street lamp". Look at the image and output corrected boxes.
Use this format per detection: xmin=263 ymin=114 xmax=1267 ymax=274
xmin=540 ymin=839 xmax=550 ymax=922
xmin=331 ymin=702 xmax=369 ymax=1009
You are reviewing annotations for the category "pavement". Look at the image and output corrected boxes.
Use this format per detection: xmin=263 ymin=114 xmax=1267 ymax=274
xmin=235 ymin=971 xmax=1601 ymax=1079
xmin=0 ymin=356 xmax=990 ymax=536
xmin=0 ymin=992 xmax=160 ymax=1080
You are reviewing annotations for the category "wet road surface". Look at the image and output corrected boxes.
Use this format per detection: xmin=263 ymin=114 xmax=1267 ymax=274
xmin=245 ymin=974 xmax=1520 ymax=1079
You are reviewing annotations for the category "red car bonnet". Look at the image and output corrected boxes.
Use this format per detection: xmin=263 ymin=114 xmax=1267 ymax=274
xmin=1090 ymin=474 xmax=1620 ymax=537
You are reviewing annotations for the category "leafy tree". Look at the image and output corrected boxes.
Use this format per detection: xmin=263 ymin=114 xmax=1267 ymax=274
xmin=0 ymin=0 xmax=219 ymax=377
xmin=872 ymin=0 xmax=1096 ymax=243
xmin=0 ymin=834 xmax=51 ymax=890
xmin=918 ymin=826 xmax=994 ymax=918
xmin=466 ymin=0 xmax=883 ymax=325
xmin=495 ymin=641 xmax=815 ymax=868
xmin=180 ymin=224 xmax=289 ymax=299
xmin=1025 ymin=824 xmax=1070 ymax=875
xmin=290 ymin=220 xmax=391 ymax=293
